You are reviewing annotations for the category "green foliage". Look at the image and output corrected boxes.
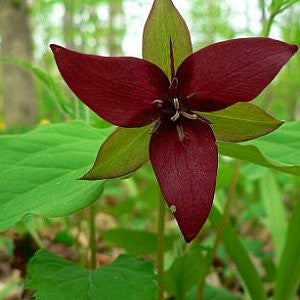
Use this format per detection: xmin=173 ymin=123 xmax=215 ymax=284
xmin=259 ymin=172 xmax=287 ymax=261
xmin=203 ymin=103 xmax=283 ymax=142
xmin=219 ymin=121 xmax=300 ymax=176
xmin=143 ymin=0 xmax=193 ymax=77
xmin=103 ymin=228 xmax=175 ymax=255
xmin=0 ymin=121 xmax=112 ymax=230
xmin=190 ymin=0 xmax=235 ymax=47
xmin=26 ymin=249 xmax=158 ymax=300
xmin=164 ymin=246 xmax=205 ymax=298
xmin=274 ymin=203 xmax=300 ymax=300
xmin=210 ymin=207 xmax=267 ymax=300
xmin=187 ymin=285 xmax=241 ymax=300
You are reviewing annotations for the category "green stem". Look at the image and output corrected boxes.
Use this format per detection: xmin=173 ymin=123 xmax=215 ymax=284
xmin=262 ymin=13 xmax=276 ymax=37
xmin=157 ymin=192 xmax=166 ymax=300
xmin=196 ymin=160 xmax=241 ymax=300
xmin=89 ymin=204 xmax=97 ymax=269
xmin=27 ymin=226 xmax=45 ymax=249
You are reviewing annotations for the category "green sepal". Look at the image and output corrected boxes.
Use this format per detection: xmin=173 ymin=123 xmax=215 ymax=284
xmin=143 ymin=0 xmax=192 ymax=78
xmin=83 ymin=125 xmax=152 ymax=180
xmin=202 ymin=102 xmax=283 ymax=142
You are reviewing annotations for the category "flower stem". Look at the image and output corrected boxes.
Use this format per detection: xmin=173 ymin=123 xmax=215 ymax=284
xmin=157 ymin=192 xmax=166 ymax=300
xmin=196 ymin=160 xmax=241 ymax=300
xmin=262 ymin=12 xmax=276 ymax=37
xmin=89 ymin=203 xmax=97 ymax=269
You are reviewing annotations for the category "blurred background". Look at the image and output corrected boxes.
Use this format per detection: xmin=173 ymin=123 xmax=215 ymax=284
xmin=0 ymin=0 xmax=300 ymax=299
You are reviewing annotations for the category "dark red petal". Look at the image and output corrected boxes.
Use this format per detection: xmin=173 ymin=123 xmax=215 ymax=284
xmin=150 ymin=120 xmax=218 ymax=242
xmin=176 ymin=38 xmax=298 ymax=112
xmin=50 ymin=44 xmax=170 ymax=127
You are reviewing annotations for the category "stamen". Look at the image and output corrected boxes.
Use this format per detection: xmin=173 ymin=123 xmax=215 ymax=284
xmin=171 ymin=111 xmax=180 ymax=121
xmin=186 ymin=92 xmax=198 ymax=100
xmin=150 ymin=119 xmax=161 ymax=134
xmin=152 ymin=99 xmax=163 ymax=107
xmin=173 ymin=97 xmax=180 ymax=110
xmin=195 ymin=114 xmax=212 ymax=124
xmin=176 ymin=124 xmax=185 ymax=142
xmin=169 ymin=78 xmax=178 ymax=90
xmin=180 ymin=111 xmax=198 ymax=120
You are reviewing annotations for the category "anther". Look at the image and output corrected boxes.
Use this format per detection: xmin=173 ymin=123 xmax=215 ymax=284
xmin=152 ymin=99 xmax=163 ymax=107
xmin=173 ymin=98 xmax=180 ymax=110
xmin=176 ymin=124 xmax=185 ymax=142
xmin=150 ymin=119 xmax=161 ymax=134
xmin=171 ymin=111 xmax=180 ymax=121
xmin=180 ymin=111 xmax=198 ymax=120
xmin=196 ymin=114 xmax=212 ymax=124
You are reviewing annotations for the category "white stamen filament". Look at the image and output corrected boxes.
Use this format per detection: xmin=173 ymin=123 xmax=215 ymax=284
xmin=180 ymin=111 xmax=198 ymax=120
xmin=171 ymin=111 xmax=180 ymax=121
xmin=176 ymin=124 xmax=185 ymax=142
xmin=186 ymin=92 xmax=197 ymax=100
xmin=173 ymin=97 xmax=180 ymax=110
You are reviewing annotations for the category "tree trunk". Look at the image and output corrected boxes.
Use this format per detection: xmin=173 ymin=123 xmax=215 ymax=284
xmin=0 ymin=0 xmax=37 ymax=128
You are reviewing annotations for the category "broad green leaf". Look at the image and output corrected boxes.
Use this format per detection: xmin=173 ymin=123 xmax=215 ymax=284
xmin=83 ymin=126 xmax=151 ymax=180
xmin=0 ymin=121 xmax=112 ymax=231
xmin=209 ymin=207 xmax=267 ymax=300
xmin=219 ymin=121 xmax=300 ymax=176
xmin=259 ymin=172 xmax=287 ymax=261
xmin=164 ymin=246 xmax=205 ymax=298
xmin=202 ymin=103 xmax=283 ymax=142
xmin=26 ymin=249 xmax=157 ymax=300
xmin=143 ymin=0 xmax=192 ymax=78
xmin=274 ymin=203 xmax=300 ymax=300
xmin=103 ymin=228 xmax=175 ymax=256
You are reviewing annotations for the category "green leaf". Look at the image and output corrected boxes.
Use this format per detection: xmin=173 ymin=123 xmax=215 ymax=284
xmin=202 ymin=103 xmax=283 ymax=142
xmin=83 ymin=126 xmax=151 ymax=180
xmin=143 ymin=0 xmax=192 ymax=78
xmin=103 ymin=228 xmax=175 ymax=256
xmin=274 ymin=203 xmax=300 ymax=300
xmin=187 ymin=285 xmax=241 ymax=300
xmin=0 ymin=121 xmax=112 ymax=231
xmin=164 ymin=246 xmax=205 ymax=298
xmin=259 ymin=172 xmax=287 ymax=261
xmin=26 ymin=249 xmax=157 ymax=300
xmin=219 ymin=121 xmax=300 ymax=176
xmin=209 ymin=207 xmax=267 ymax=300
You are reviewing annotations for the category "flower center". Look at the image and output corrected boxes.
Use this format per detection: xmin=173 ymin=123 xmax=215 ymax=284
xmin=151 ymin=79 xmax=211 ymax=142
xmin=152 ymin=96 xmax=202 ymax=124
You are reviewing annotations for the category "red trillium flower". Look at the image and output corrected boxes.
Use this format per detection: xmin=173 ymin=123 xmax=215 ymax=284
xmin=51 ymin=38 xmax=298 ymax=242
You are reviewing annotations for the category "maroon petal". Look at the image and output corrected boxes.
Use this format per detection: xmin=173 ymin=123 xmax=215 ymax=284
xmin=176 ymin=38 xmax=298 ymax=112
xmin=50 ymin=44 xmax=170 ymax=127
xmin=150 ymin=120 xmax=218 ymax=242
